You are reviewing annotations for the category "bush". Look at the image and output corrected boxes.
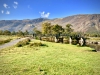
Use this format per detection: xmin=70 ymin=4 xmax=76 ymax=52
xmin=16 ymin=38 xmax=31 ymax=47
xmin=63 ymin=38 xmax=69 ymax=44
xmin=29 ymin=42 xmax=47 ymax=47
xmin=0 ymin=39 xmax=12 ymax=45
xmin=72 ymin=39 xmax=78 ymax=45
xmin=41 ymin=37 xmax=56 ymax=42
xmin=41 ymin=37 xmax=49 ymax=41
xmin=86 ymin=44 xmax=100 ymax=52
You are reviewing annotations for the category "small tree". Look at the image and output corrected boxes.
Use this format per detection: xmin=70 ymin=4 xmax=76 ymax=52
xmin=24 ymin=30 xmax=29 ymax=35
xmin=0 ymin=30 xmax=3 ymax=35
xmin=16 ymin=30 xmax=24 ymax=37
xmin=65 ymin=24 xmax=73 ymax=36
xmin=11 ymin=31 xmax=16 ymax=35
xmin=33 ymin=27 xmax=41 ymax=35
xmin=3 ymin=30 xmax=11 ymax=35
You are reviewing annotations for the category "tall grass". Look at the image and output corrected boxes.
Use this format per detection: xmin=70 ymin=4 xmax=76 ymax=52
xmin=0 ymin=39 xmax=100 ymax=75
xmin=0 ymin=39 xmax=12 ymax=45
xmin=0 ymin=35 xmax=18 ymax=40
xmin=0 ymin=35 xmax=19 ymax=45
xmin=15 ymin=38 xmax=30 ymax=47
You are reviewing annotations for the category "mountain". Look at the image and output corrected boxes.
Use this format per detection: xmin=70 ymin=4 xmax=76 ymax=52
xmin=0 ymin=18 xmax=48 ymax=32
xmin=45 ymin=14 xmax=100 ymax=32
xmin=0 ymin=14 xmax=100 ymax=32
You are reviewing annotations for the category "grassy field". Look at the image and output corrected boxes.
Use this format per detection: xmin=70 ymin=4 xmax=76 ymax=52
xmin=0 ymin=35 xmax=18 ymax=40
xmin=0 ymin=35 xmax=17 ymax=45
xmin=0 ymin=39 xmax=100 ymax=75
xmin=0 ymin=35 xmax=20 ymax=45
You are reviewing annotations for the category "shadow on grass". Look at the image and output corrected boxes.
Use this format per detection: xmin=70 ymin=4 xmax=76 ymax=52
xmin=85 ymin=49 xmax=97 ymax=52
xmin=89 ymin=49 xmax=97 ymax=52
xmin=76 ymin=45 xmax=97 ymax=52
xmin=29 ymin=42 xmax=48 ymax=47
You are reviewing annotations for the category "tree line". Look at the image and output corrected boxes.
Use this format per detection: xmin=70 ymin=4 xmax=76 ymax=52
xmin=0 ymin=22 xmax=100 ymax=37
xmin=33 ymin=22 xmax=73 ymax=37
xmin=33 ymin=22 xmax=100 ymax=37
xmin=0 ymin=30 xmax=29 ymax=36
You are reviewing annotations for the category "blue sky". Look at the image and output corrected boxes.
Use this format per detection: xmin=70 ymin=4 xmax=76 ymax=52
xmin=0 ymin=0 xmax=100 ymax=20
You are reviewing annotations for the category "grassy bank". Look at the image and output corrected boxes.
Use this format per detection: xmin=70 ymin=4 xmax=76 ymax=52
xmin=0 ymin=35 xmax=18 ymax=40
xmin=0 ymin=39 xmax=12 ymax=45
xmin=0 ymin=39 xmax=100 ymax=75
xmin=0 ymin=35 xmax=19 ymax=45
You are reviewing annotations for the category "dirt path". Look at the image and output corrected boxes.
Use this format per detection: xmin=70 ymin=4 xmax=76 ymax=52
xmin=0 ymin=38 xmax=26 ymax=50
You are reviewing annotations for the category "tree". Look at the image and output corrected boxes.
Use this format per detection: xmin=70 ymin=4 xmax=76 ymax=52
xmin=3 ymin=30 xmax=11 ymax=35
xmin=16 ymin=30 xmax=24 ymax=36
xmin=65 ymin=24 xmax=73 ymax=35
xmin=51 ymin=24 xmax=64 ymax=35
xmin=11 ymin=31 xmax=16 ymax=35
xmin=33 ymin=27 xmax=41 ymax=35
xmin=24 ymin=30 xmax=29 ymax=35
xmin=42 ymin=22 xmax=52 ymax=36
xmin=0 ymin=30 xmax=3 ymax=35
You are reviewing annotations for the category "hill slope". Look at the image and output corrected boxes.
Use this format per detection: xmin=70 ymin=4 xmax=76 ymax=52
xmin=0 ymin=14 xmax=100 ymax=32
xmin=0 ymin=18 xmax=48 ymax=32
xmin=45 ymin=14 xmax=100 ymax=32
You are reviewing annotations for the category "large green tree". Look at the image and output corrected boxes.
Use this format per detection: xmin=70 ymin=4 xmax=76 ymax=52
xmin=42 ymin=22 xmax=52 ymax=35
xmin=51 ymin=24 xmax=64 ymax=35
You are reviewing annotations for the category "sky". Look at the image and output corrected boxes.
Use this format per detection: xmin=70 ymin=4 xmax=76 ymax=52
xmin=0 ymin=0 xmax=100 ymax=20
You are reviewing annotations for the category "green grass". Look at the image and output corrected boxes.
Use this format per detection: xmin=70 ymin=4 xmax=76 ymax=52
xmin=0 ymin=35 xmax=20 ymax=45
xmin=89 ymin=37 xmax=100 ymax=41
xmin=0 ymin=39 xmax=100 ymax=75
xmin=0 ymin=39 xmax=12 ymax=45
xmin=0 ymin=35 xmax=18 ymax=40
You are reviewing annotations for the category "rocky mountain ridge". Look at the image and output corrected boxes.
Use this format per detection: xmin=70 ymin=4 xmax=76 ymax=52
xmin=0 ymin=14 xmax=100 ymax=32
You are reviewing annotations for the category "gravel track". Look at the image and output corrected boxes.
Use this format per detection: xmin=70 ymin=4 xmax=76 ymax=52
xmin=0 ymin=38 xmax=26 ymax=50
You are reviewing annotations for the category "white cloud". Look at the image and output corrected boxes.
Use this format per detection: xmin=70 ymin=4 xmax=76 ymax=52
xmin=13 ymin=5 xmax=17 ymax=9
xmin=39 ymin=11 xmax=50 ymax=18
xmin=6 ymin=11 xmax=10 ymax=14
xmin=3 ymin=3 xmax=10 ymax=9
xmin=14 ymin=1 xmax=18 ymax=5
xmin=28 ymin=5 xmax=32 ymax=9
xmin=3 ymin=3 xmax=8 ymax=8
xmin=13 ymin=1 xmax=18 ymax=9
xmin=1 ymin=10 xmax=4 ymax=14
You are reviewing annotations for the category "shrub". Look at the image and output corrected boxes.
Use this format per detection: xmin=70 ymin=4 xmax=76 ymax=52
xmin=16 ymin=38 xmax=31 ymax=47
xmin=72 ymin=39 xmax=78 ymax=45
xmin=63 ymin=38 xmax=69 ymax=44
xmin=41 ymin=37 xmax=55 ymax=42
xmin=29 ymin=42 xmax=47 ymax=47
xmin=41 ymin=37 xmax=49 ymax=41
xmin=87 ymin=44 xmax=100 ymax=52
xmin=0 ymin=39 xmax=12 ymax=45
